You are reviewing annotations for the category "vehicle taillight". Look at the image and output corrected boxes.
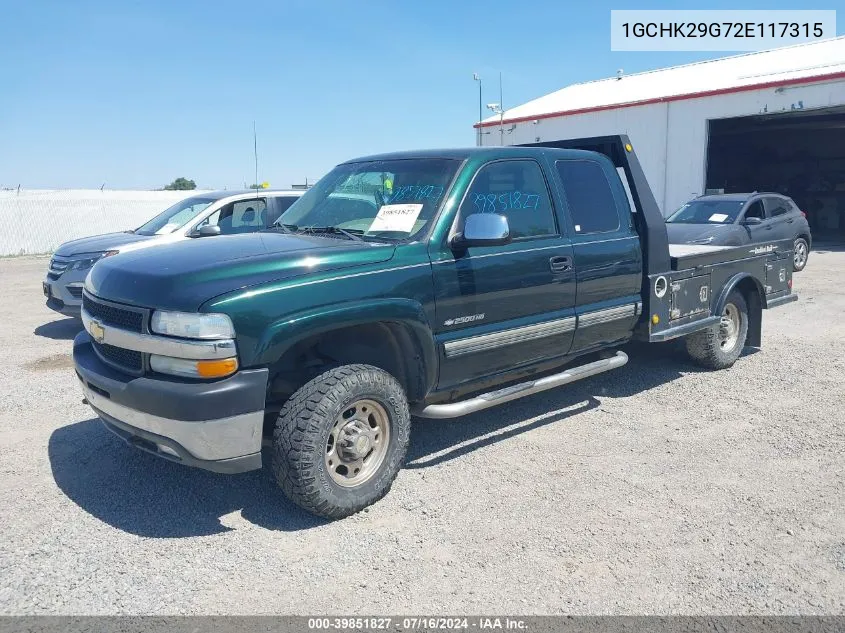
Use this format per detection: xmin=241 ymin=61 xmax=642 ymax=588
xmin=800 ymin=210 xmax=807 ymax=218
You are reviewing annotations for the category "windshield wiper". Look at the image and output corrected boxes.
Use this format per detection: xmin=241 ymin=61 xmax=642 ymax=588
xmin=298 ymin=225 xmax=365 ymax=242
xmin=267 ymin=222 xmax=297 ymax=233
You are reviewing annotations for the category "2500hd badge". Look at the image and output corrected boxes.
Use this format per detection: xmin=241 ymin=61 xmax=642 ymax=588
xmin=444 ymin=314 xmax=485 ymax=326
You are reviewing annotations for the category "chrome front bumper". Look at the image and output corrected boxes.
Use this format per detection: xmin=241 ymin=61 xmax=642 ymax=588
xmin=82 ymin=381 xmax=263 ymax=463
xmin=73 ymin=331 xmax=268 ymax=474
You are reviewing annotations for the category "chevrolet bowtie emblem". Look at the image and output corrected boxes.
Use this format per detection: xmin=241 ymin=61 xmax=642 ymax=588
xmin=90 ymin=319 xmax=105 ymax=343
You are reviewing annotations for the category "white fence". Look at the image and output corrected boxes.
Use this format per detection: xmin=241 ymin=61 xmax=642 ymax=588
xmin=0 ymin=189 xmax=203 ymax=256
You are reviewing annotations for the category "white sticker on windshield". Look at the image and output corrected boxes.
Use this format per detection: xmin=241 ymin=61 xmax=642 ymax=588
xmin=709 ymin=213 xmax=729 ymax=223
xmin=368 ymin=204 xmax=423 ymax=233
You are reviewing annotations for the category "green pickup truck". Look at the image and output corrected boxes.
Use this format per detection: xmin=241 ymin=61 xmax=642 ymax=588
xmin=73 ymin=136 xmax=797 ymax=519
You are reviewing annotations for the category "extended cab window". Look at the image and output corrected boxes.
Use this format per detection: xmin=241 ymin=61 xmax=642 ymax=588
xmin=459 ymin=160 xmax=556 ymax=240
xmin=556 ymin=160 xmax=620 ymax=234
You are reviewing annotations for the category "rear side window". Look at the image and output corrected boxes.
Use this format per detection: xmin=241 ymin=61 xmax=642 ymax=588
xmin=459 ymin=159 xmax=557 ymax=239
xmin=764 ymin=197 xmax=789 ymax=218
xmin=555 ymin=160 xmax=620 ymax=234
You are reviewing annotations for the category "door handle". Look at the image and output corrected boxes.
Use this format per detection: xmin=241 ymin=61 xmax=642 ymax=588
xmin=549 ymin=255 xmax=572 ymax=273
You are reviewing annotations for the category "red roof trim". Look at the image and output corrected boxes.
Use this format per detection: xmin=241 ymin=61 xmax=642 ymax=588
xmin=473 ymin=70 xmax=845 ymax=128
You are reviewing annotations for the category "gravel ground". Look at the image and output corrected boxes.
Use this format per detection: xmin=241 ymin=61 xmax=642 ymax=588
xmin=0 ymin=250 xmax=843 ymax=615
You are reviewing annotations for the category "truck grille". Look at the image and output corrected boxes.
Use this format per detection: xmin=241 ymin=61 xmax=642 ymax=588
xmin=82 ymin=293 xmax=145 ymax=332
xmin=93 ymin=342 xmax=143 ymax=373
xmin=83 ymin=292 xmax=149 ymax=375
xmin=47 ymin=255 xmax=70 ymax=280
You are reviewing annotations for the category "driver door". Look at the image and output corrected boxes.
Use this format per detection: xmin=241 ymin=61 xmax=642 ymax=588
xmin=430 ymin=158 xmax=577 ymax=389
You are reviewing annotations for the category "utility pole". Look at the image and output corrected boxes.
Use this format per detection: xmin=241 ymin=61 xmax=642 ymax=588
xmin=498 ymin=72 xmax=504 ymax=146
xmin=473 ymin=73 xmax=482 ymax=146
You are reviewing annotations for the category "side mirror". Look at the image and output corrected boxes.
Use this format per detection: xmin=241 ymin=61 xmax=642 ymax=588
xmin=742 ymin=216 xmax=763 ymax=226
xmin=195 ymin=225 xmax=222 ymax=237
xmin=452 ymin=213 xmax=511 ymax=248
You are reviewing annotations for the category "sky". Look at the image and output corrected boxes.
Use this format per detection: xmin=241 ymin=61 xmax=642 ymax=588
xmin=0 ymin=0 xmax=842 ymax=190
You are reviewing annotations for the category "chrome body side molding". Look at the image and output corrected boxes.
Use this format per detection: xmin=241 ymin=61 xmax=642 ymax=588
xmin=443 ymin=317 xmax=577 ymax=358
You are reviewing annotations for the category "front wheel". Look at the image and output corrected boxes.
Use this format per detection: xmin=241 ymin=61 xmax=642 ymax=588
xmin=685 ymin=291 xmax=749 ymax=370
xmin=793 ymin=237 xmax=809 ymax=272
xmin=272 ymin=364 xmax=410 ymax=519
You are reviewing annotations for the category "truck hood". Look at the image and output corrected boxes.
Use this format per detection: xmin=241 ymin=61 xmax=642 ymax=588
xmin=665 ymin=223 xmax=743 ymax=246
xmin=54 ymin=232 xmax=153 ymax=256
xmin=85 ymin=232 xmax=396 ymax=312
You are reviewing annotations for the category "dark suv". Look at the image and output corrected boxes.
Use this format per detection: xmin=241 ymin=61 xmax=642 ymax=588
xmin=666 ymin=192 xmax=812 ymax=271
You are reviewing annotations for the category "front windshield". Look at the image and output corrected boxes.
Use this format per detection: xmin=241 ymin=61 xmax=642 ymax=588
xmin=135 ymin=197 xmax=216 ymax=236
xmin=276 ymin=158 xmax=459 ymax=240
xmin=666 ymin=199 xmax=744 ymax=225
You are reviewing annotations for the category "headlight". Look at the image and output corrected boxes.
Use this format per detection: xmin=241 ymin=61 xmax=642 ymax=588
xmin=151 ymin=310 xmax=235 ymax=339
xmin=150 ymin=355 xmax=238 ymax=378
xmin=69 ymin=250 xmax=118 ymax=271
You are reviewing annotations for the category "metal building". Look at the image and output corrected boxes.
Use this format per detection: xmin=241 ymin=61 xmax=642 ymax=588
xmin=476 ymin=37 xmax=845 ymax=240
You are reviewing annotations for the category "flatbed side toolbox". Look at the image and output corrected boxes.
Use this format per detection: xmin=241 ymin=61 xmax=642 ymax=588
xmin=764 ymin=247 xmax=793 ymax=297
xmin=643 ymin=238 xmax=797 ymax=343
xmin=667 ymin=274 xmax=710 ymax=321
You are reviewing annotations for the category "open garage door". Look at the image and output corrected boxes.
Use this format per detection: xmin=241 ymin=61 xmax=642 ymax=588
xmin=706 ymin=107 xmax=845 ymax=242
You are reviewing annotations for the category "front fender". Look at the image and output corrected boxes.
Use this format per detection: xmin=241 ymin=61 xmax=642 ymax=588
xmin=252 ymin=298 xmax=439 ymax=395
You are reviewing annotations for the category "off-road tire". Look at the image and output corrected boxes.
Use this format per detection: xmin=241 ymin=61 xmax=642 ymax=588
xmin=685 ymin=291 xmax=749 ymax=370
xmin=793 ymin=237 xmax=809 ymax=272
xmin=272 ymin=364 xmax=410 ymax=519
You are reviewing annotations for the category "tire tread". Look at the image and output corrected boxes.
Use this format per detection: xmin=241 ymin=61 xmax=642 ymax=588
xmin=272 ymin=364 xmax=410 ymax=519
xmin=685 ymin=291 xmax=749 ymax=370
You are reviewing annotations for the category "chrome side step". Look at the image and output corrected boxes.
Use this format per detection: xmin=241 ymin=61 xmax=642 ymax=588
xmin=413 ymin=350 xmax=628 ymax=419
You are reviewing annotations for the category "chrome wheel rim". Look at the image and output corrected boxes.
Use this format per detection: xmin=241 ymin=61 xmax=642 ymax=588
xmin=325 ymin=399 xmax=390 ymax=488
xmin=719 ymin=303 xmax=740 ymax=351
xmin=794 ymin=241 xmax=807 ymax=269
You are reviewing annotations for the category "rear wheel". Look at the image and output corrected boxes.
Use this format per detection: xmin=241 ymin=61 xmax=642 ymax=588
xmin=272 ymin=364 xmax=410 ymax=519
xmin=793 ymin=237 xmax=809 ymax=272
xmin=685 ymin=291 xmax=748 ymax=370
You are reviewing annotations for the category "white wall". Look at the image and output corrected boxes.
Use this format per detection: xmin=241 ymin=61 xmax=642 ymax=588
xmin=663 ymin=79 xmax=845 ymax=214
xmin=0 ymin=189 xmax=201 ymax=256
xmin=490 ymin=79 xmax=845 ymax=217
